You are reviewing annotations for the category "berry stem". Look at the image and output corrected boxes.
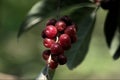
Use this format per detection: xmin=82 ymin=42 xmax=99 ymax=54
xmin=48 ymin=54 xmax=52 ymax=64
xmin=55 ymin=36 xmax=59 ymax=43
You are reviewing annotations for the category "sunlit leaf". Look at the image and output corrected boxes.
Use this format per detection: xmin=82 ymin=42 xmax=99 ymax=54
xmin=65 ymin=7 xmax=97 ymax=70
xmin=36 ymin=65 xmax=55 ymax=80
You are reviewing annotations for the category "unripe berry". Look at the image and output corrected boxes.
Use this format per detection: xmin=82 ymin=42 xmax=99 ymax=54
xmin=58 ymin=54 xmax=67 ymax=65
xmin=46 ymin=18 xmax=57 ymax=26
xmin=51 ymin=43 xmax=64 ymax=55
xmin=55 ymin=21 xmax=66 ymax=32
xmin=44 ymin=25 xmax=57 ymax=38
xmin=43 ymin=38 xmax=55 ymax=48
xmin=59 ymin=34 xmax=71 ymax=50
xmin=64 ymin=25 xmax=77 ymax=37
xmin=42 ymin=50 xmax=51 ymax=60
xmin=49 ymin=60 xmax=58 ymax=69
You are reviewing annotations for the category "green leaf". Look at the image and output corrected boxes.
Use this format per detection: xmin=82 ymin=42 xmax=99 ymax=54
xmin=36 ymin=65 xmax=55 ymax=80
xmin=61 ymin=0 xmax=90 ymax=7
xmin=65 ymin=7 xmax=97 ymax=70
xmin=17 ymin=1 xmax=44 ymax=38
xmin=17 ymin=0 xmax=58 ymax=38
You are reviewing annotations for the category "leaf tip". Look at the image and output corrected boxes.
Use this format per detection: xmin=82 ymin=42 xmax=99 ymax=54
xmin=113 ymin=46 xmax=120 ymax=60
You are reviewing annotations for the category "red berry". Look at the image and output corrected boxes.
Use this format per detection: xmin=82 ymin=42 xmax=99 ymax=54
xmin=59 ymin=34 xmax=71 ymax=50
xmin=41 ymin=17 xmax=78 ymax=68
xmin=55 ymin=21 xmax=66 ymax=32
xmin=64 ymin=25 xmax=76 ymax=37
xmin=46 ymin=19 xmax=57 ymax=26
xmin=42 ymin=50 xmax=51 ymax=60
xmin=44 ymin=25 xmax=57 ymax=38
xmin=51 ymin=43 xmax=64 ymax=55
xmin=58 ymin=54 xmax=67 ymax=65
xmin=43 ymin=38 xmax=55 ymax=48
xmin=49 ymin=60 xmax=58 ymax=69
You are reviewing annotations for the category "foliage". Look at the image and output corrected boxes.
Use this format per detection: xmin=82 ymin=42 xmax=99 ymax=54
xmin=17 ymin=0 xmax=120 ymax=80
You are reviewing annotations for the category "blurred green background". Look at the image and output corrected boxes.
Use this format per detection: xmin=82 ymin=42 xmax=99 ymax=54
xmin=0 ymin=0 xmax=120 ymax=80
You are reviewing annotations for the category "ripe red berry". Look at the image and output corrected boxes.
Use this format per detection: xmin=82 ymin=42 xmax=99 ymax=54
xmin=42 ymin=50 xmax=51 ymax=60
xmin=41 ymin=16 xmax=78 ymax=69
xmin=59 ymin=34 xmax=71 ymax=50
xmin=49 ymin=60 xmax=58 ymax=69
xmin=58 ymin=54 xmax=67 ymax=65
xmin=51 ymin=43 xmax=64 ymax=55
xmin=43 ymin=38 xmax=55 ymax=48
xmin=44 ymin=25 xmax=57 ymax=38
xmin=55 ymin=21 xmax=66 ymax=32
xmin=64 ymin=25 xmax=76 ymax=37
xmin=46 ymin=19 xmax=57 ymax=26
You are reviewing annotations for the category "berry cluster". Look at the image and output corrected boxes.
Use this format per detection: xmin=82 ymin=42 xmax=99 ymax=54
xmin=41 ymin=16 xmax=77 ymax=69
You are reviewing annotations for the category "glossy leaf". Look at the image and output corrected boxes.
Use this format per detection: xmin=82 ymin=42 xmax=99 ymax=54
xmin=65 ymin=7 xmax=97 ymax=70
xmin=17 ymin=0 xmax=58 ymax=38
xmin=36 ymin=65 xmax=55 ymax=80
xmin=18 ymin=1 xmax=44 ymax=38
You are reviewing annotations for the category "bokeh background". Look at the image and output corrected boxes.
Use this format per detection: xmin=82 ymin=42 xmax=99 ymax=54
xmin=0 ymin=0 xmax=120 ymax=80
